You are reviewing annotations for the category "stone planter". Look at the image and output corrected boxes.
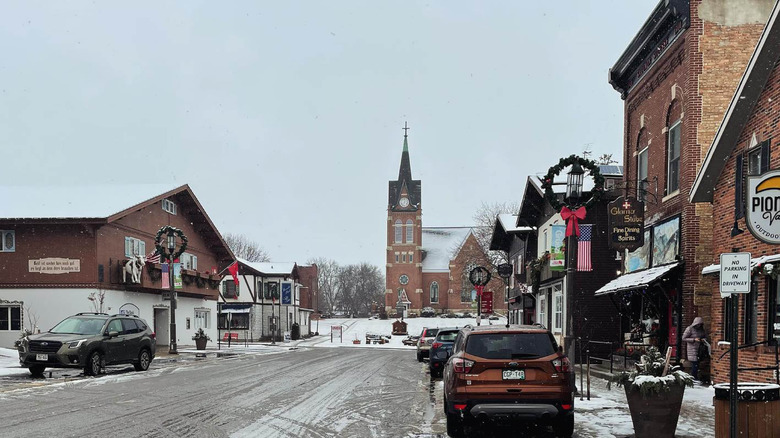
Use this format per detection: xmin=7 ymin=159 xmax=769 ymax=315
xmin=195 ymin=338 xmax=208 ymax=350
xmin=624 ymin=384 xmax=685 ymax=438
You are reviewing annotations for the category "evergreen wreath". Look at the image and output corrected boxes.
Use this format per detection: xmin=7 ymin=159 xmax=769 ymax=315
xmin=540 ymin=155 xmax=605 ymax=211
xmin=154 ymin=226 xmax=189 ymax=262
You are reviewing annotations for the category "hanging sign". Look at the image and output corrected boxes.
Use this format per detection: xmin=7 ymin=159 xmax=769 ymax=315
xmin=550 ymin=225 xmax=566 ymax=271
xmin=746 ymin=170 xmax=780 ymax=244
xmin=480 ymin=291 xmax=494 ymax=314
xmin=719 ymin=252 xmax=751 ymax=298
xmin=608 ymin=196 xmax=645 ymax=251
xmin=282 ymin=283 xmax=292 ymax=305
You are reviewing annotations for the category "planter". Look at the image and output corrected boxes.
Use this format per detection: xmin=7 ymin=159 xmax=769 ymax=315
xmin=195 ymin=338 xmax=208 ymax=350
xmin=624 ymin=384 xmax=685 ymax=438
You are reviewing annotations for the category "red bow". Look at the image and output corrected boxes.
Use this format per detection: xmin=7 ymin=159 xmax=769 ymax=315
xmin=560 ymin=206 xmax=587 ymax=237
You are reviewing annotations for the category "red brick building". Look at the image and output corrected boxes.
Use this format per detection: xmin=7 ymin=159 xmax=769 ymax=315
xmin=385 ymin=132 xmax=504 ymax=315
xmin=691 ymin=2 xmax=780 ymax=384
xmin=607 ymin=0 xmax=771 ymax=365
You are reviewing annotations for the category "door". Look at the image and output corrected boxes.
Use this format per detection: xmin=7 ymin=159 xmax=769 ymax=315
xmin=122 ymin=318 xmax=142 ymax=362
xmin=103 ymin=318 xmax=126 ymax=364
xmin=154 ymin=308 xmax=169 ymax=347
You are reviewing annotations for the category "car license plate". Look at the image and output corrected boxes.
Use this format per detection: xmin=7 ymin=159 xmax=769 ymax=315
xmin=502 ymin=369 xmax=525 ymax=380
xmin=36 ymin=354 xmax=48 ymax=362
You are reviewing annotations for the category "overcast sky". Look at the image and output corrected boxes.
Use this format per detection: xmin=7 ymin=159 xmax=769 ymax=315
xmin=0 ymin=1 xmax=657 ymax=269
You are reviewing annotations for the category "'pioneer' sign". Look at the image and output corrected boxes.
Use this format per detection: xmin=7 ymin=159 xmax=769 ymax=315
xmin=747 ymin=170 xmax=780 ymax=244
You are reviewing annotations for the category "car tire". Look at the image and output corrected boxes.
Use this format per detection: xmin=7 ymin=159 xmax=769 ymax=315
xmin=446 ymin=411 xmax=465 ymax=438
xmin=552 ymin=413 xmax=574 ymax=438
xmin=134 ymin=348 xmax=151 ymax=372
xmin=28 ymin=365 xmax=45 ymax=377
xmin=417 ymin=351 xmax=423 ymax=362
xmin=84 ymin=351 xmax=103 ymax=376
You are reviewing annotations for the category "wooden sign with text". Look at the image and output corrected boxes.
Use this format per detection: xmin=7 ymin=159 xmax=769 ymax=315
xmin=608 ymin=196 xmax=644 ymax=251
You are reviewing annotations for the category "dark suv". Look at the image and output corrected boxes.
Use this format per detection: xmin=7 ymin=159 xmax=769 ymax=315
xmin=18 ymin=312 xmax=156 ymax=377
xmin=442 ymin=325 xmax=574 ymax=438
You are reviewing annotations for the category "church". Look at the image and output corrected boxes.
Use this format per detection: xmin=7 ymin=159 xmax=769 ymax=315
xmin=385 ymin=127 xmax=505 ymax=315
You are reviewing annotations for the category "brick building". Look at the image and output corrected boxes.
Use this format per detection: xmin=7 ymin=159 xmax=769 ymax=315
xmin=0 ymin=184 xmax=234 ymax=348
xmin=606 ymin=0 xmax=771 ymax=364
xmin=385 ymin=131 xmax=504 ymax=315
xmin=691 ymin=1 xmax=780 ymax=384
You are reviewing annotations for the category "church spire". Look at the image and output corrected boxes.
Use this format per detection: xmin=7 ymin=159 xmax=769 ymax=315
xmin=398 ymin=122 xmax=412 ymax=182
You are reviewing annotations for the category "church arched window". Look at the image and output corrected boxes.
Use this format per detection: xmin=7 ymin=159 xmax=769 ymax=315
xmin=430 ymin=282 xmax=439 ymax=303
xmin=405 ymin=219 xmax=413 ymax=243
xmin=394 ymin=220 xmax=402 ymax=243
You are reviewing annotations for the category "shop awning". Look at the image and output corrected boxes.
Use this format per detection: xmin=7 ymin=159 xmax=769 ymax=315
xmin=220 ymin=303 xmax=252 ymax=313
xmin=702 ymin=254 xmax=780 ymax=275
xmin=594 ymin=262 xmax=680 ymax=296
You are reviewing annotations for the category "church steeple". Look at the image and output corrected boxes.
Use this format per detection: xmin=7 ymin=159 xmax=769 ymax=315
xmin=398 ymin=123 xmax=413 ymax=183
xmin=388 ymin=122 xmax=421 ymax=211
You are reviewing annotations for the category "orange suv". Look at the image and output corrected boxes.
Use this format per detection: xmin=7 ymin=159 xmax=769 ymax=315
xmin=442 ymin=324 xmax=574 ymax=437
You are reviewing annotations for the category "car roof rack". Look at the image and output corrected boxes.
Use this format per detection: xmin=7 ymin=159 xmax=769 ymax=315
xmin=109 ymin=314 xmax=140 ymax=318
xmin=76 ymin=312 xmax=109 ymax=316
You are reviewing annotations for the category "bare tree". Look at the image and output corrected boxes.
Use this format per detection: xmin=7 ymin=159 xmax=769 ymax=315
xmin=472 ymin=201 xmax=521 ymax=269
xmin=24 ymin=305 xmax=40 ymax=334
xmin=335 ymin=263 xmax=384 ymax=316
xmin=224 ymin=233 xmax=271 ymax=262
xmin=598 ymin=154 xmax=618 ymax=165
xmin=88 ymin=289 xmax=106 ymax=313
xmin=308 ymin=257 xmax=340 ymax=315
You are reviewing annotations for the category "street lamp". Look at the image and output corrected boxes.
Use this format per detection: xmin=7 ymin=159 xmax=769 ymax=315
xmin=564 ymin=163 xmax=584 ymax=382
xmin=566 ymin=161 xmax=585 ymax=200
xmin=154 ymin=226 xmax=188 ymax=355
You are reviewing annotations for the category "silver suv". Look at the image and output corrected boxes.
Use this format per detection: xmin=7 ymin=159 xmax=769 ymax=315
xmin=18 ymin=313 xmax=156 ymax=376
xmin=416 ymin=327 xmax=439 ymax=362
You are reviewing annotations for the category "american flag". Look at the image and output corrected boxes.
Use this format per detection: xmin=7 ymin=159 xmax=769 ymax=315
xmin=577 ymin=225 xmax=593 ymax=272
xmin=146 ymin=250 xmax=161 ymax=264
xmin=161 ymin=263 xmax=170 ymax=289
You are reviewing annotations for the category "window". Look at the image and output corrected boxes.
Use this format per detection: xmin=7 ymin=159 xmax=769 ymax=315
xmin=223 ymin=281 xmax=239 ymax=298
xmin=124 ymin=237 xmax=146 ymax=257
xmin=195 ymin=310 xmax=210 ymax=329
xmin=162 ymin=198 xmax=177 ymax=215
xmin=402 ymin=254 xmax=407 ymax=263
xmin=121 ymin=319 xmax=141 ymax=334
xmin=394 ymin=220 xmax=402 ymax=243
xmin=409 ymin=253 xmax=413 ymax=263
xmin=553 ymin=285 xmax=563 ymax=333
xmin=181 ymin=252 xmax=198 ymax=270
xmin=430 ymin=282 xmax=439 ymax=303
xmin=218 ymin=313 xmax=248 ymax=330
xmin=538 ymin=294 xmax=547 ymax=329
xmin=0 ymin=306 xmax=21 ymax=331
xmin=667 ymin=121 xmax=681 ymax=194
xmin=0 ymin=230 xmax=15 ymax=252
xmin=462 ymin=263 xmax=477 ymax=303
xmin=747 ymin=141 xmax=770 ymax=176
xmin=395 ymin=253 xmax=399 ymax=263
xmin=637 ymin=147 xmax=648 ymax=201
xmin=405 ymin=219 xmax=413 ymax=243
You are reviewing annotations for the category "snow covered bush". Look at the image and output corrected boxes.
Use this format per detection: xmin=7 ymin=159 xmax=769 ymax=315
xmin=609 ymin=346 xmax=693 ymax=396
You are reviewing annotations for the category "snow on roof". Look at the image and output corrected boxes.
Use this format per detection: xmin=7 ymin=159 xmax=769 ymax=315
xmin=241 ymin=260 xmax=296 ymax=276
xmin=702 ymin=254 xmax=780 ymax=275
xmin=497 ymin=213 xmax=533 ymax=233
xmin=594 ymin=262 xmax=680 ymax=296
xmin=0 ymin=184 xmax=182 ymax=219
xmin=421 ymin=227 xmax=472 ymax=272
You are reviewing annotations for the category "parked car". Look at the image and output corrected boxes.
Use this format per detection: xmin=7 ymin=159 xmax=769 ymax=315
xmin=416 ymin=327 xmax=439 ymax=362
xmin=17 ymin=312 xmax=156 ymax=377
xmin=488 ymin=314 xmax=500 ymax=321
xmin=421 ymin=307 xmax=436 ymax=317
xmin=442 ymin=324 xmax=574 ymax=438
xmin=402 ymin=335 xmax=420 ymax=346
xmin=428 ymin=327 xmax=459 ymax=378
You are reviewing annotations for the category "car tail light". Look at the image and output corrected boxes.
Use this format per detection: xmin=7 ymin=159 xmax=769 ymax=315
xmin=151 ymin=332 xmax=156 ymax=340
xmin=561 ymin=404 xmax=573 ymax=410
xmin=432 ymin=342 xmax=442 ymax=349
xmin=454 ymin=404 xmax=467 ymax=411
xmin=552 ymin=356 xmax=571 ymax=373
xmin=452 ymin=357 xmax=474 ymax=373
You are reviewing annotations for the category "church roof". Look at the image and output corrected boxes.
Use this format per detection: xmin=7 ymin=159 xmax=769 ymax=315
xmin=421 ymin=227 xmax=473 ymax=272
xmin=389 ymin=133 xmax=422 ymax=210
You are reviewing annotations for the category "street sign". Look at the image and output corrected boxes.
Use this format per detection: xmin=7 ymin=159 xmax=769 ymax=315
xmin=719 ymin=252 xmax=751 ymax=298
xmin=480 ymin=291 xmax=493 ymax=314
xmin=608 ymin=196 xmax=644 ymax=251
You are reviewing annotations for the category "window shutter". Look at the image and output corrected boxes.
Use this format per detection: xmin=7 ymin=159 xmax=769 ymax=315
xmin=192 ymin=255 xmax=198 ymax=270
xmin=222 ymin=281 xmax=227 ymax=296
xmin=139 ymin=241 xmax=146 ymax=257
xmin=761 ymin=140 xmax=771 ymax=173
xmin=736 ymin=154 xmax=744 ymax=220
xmin=125 ymin=237 xmax=131 ymax=257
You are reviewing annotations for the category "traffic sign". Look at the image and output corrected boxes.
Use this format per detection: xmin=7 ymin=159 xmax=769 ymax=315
xmin=719 ymin=252 xmax=751 ymax=298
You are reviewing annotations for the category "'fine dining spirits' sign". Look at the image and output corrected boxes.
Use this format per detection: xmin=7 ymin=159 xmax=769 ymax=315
xmin=608 ymin=196 xmax=644 ymax=251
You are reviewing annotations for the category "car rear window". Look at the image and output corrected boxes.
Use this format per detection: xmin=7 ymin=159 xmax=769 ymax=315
xmin=436 ymin=331 xmax=458 ymax=342
xmin=424 ymin=328 xmax=439 ymax=338
xmin=465 ymin=332 xmax=556 ymax=359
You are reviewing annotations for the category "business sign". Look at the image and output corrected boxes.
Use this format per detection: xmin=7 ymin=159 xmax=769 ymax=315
xmin=719 ymin=252 xmax=751 ymax=298
xmin=747 ymin=170 xmax=780 ymax=244
xmin=173 ymin=262 xmax=183 ymax=289
xmin=281 ymin=282 xmax=292 ymax=305
xmin=28 ymin=258 xmax=81 ymax=274
xmin=119 ymin=303 xmax=140 ymax=316
xmin=549 ymin=225 xmax=566 ymax=271
xmin=608 ymin=196 xmax=644 ymax=251
xmin=480 ymin=291 xmax=493 ymax=314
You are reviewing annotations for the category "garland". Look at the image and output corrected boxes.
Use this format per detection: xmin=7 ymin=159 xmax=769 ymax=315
xmin=526 ymin=253 xmax=550 ymax=292
xmin=154 ymin=226 xmax=189 ymax=262
xmin=540 ymin=155 xmax=605 ymax=211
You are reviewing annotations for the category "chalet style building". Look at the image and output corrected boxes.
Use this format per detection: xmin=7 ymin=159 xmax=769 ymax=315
xmin=691 ymin=1 xmax=780 ymax=384
xmin=606 ymin=0 xmax=772 ymax=366
xmin=385 ymin=131 xmax=504 ymax=315
xmin=0 ymin=184 xmax=234 ymax=348
xmin=218 ymin=260 xmax=319 ymax=341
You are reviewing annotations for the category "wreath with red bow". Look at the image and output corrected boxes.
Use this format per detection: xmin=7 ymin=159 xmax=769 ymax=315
xmin=154 ymin=226 xmax=189 ymax=262
xmin=540 ymin=155 xmax=605 ymax=211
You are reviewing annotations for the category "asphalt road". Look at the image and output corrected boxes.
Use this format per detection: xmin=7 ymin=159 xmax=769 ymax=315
xmin=0 ymin=347 xmax=447 ymax=438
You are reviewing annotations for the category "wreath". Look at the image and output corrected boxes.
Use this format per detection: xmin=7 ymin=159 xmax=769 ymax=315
xmin=540 ymin=155 xmax=605 ymax=211
xmin=154 ymin=226 xmax=189 ymax=262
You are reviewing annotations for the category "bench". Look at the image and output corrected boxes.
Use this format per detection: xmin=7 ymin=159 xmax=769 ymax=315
xmin=222 ymin=332 xmax=239 ymax=341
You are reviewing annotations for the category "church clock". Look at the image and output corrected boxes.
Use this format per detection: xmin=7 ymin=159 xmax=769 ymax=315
xmin=399 ymin=197 xmax=410 ymax=208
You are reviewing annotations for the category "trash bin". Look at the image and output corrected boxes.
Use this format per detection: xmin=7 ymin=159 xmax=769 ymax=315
xmin=713 ymin=382 xmax=780 ymax=437
xmin=291 ymin=323 xmax=300 ymax=340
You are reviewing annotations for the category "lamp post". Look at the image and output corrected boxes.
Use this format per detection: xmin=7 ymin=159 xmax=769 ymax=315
xmin=564 ymin=162 xmax=584 ymax=375
xmin=155 ymin=226 xmax=188 ymax=355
